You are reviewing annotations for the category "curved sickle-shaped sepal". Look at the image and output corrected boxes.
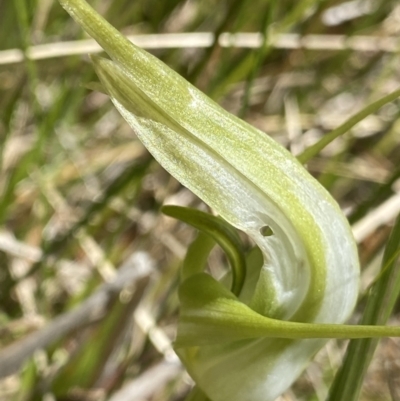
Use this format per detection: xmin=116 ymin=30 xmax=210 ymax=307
xmin=162 ymin=205 xmax=246 ymax=296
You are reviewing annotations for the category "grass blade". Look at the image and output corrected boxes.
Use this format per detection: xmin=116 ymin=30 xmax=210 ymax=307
xmin=298 ymin=88 xmax=400 ymax=164
xmin=326 ymin=212 xmax=400 ymax=401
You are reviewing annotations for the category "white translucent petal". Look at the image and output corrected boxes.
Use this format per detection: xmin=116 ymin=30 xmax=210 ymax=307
xmin=57 ymin=2 xmax=362 ymax=397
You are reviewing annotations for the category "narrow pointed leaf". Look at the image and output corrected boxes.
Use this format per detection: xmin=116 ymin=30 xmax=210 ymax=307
xmin=297 ymin=88 xmax=400 ymax=164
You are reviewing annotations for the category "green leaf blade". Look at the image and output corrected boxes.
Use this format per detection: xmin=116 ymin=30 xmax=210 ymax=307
xmin=298 ymin=89 xmax=400 ymax=164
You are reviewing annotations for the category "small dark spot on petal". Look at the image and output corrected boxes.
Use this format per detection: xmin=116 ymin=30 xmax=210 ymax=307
xmin=260 ymin=225 xmax=274 ymax=237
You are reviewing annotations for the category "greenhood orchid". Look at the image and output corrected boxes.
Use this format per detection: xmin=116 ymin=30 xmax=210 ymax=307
xmin=58 ymin=1 xmax=400 ymax=400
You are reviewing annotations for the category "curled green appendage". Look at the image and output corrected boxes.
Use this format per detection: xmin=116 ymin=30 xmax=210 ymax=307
xmin=57 ymin=1 xmax=400 ymax=400
xmin=162 ymin=205 xmax=246 ymax=296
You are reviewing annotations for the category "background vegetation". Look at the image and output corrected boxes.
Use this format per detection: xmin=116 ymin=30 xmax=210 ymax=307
xmin=1 ymin=0 xmax=400 ymax=400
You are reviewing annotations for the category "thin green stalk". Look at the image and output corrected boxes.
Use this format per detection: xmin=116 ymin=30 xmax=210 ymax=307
xmin=181 ymin=232 xmax=216 ymax=281
xmin=298 ymin=88 xmax=400 ymax=164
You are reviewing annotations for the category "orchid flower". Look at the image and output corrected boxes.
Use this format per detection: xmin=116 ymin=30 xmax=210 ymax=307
xmin=58 ymin=1 xmax=400 ymax=400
